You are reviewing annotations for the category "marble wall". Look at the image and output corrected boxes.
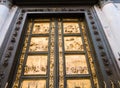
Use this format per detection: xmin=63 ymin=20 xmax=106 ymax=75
xmin=0 ymin=5 xmax=18 ymax=47
xmin=94 ymin=2 xmax=120 ymax=68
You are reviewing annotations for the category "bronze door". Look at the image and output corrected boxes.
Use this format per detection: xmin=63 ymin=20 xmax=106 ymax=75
xmin=13 ymin=18 xmax=99 ymax=88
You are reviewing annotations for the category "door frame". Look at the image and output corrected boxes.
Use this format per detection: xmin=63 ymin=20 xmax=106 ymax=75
xmin=0 ymin=7 xmax=120 ymax=88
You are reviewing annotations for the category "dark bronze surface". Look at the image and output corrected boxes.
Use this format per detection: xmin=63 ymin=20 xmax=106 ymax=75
xmin=12 ymin=0 xmax=98 ymax=5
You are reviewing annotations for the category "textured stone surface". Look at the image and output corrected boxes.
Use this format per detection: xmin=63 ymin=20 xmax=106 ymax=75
xmin=94 ymin=3 xmax=120 ymax=68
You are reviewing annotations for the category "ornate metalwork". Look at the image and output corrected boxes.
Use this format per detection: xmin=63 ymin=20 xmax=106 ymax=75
xmin=1 ymin=7 xmax=119 ymax=88
xmin=67 ymin=79 xmax=91 ymax=88
xmin=32 ymin=23 xmax=49 ymax=34
xmin=21 ymin=80 xmax=46 ymax=88
xmin=13 ymin=54 xmax=25 ymax=88
xmin=49 ymin=22 xmax=55 ymax=88
xmin=64 ymin=37 xmax=83 ymax=51
xmin=58 ymin=22 xmax=64 ymax=88
xmin=110 ymin=80 xmax=115 ymax=88
xmin=63 ymin=23 xmax=80 ymax=34
xmin=13 ymin=22 xmax=32 ymax=88
xmin=65 ymin=55 xmax=88 ymax=74
xmin=80 ymin=21 xmax=99 ymax=88
xmin=29 ymin=37 xmax=48 ymax=52
xmin=24 ymin=55 xmax=47 ymax=75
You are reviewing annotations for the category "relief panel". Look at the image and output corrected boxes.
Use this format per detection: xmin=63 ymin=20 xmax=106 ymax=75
xmin=29 ymin=37 xmax=48 ymax=52
xmin=63 ymin=23 xmax=80 ymax=34
xmin=21 ymin=80 xmax=46 ymax=88
xmin=64 ymin=37 xmax=83 ymax=51
xmin=67 ymin=79 xmax=91 ymax=88
xmin=32 ymin=23 xmax=50 ymax=34
xmin=24 ymin=55 xmax=47 ymax=75
xmin=65 ymin=55 xmax=88 ymax=74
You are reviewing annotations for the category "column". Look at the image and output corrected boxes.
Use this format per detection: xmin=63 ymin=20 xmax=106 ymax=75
xmin=0 ymin=1 xmax=18 ymax=47
xmin=0 ymin=5 xmax=9 ymax=30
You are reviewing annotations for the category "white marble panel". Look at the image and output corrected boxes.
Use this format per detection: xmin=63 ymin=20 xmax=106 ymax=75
xmin=94 ymin=3 xmax=120 ymax=68
xmin=0 ymin=5 xmax=9 ymax=31
xmin=0 ymin=6 xmax=18 ymax=47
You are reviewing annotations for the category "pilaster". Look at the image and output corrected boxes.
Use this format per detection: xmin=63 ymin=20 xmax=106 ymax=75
xmin=0 ymin=0 xmax=10 ymax=46
xmin=95 ymin=0 xmax=120 ymax=72
xmin=0 ymin=0 xmax=18 ymax=47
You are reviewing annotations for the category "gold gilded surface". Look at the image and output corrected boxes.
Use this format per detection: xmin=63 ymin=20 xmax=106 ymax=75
xmin=34 ymin=19 xmax=50 ymax=21
xmin=13 ymin=18 xmax=100 ymax=88
xmin=32 ymin=23 xmax=49 ymax=34
xmin=21 ymin=80 xmax=46 ymax=88
xmin=65 ymin=55 xmax=88 ymax=74
xmin=29 ymin=37 xmax=48 ymax=51
xmin=26 ymin=21 xmax=32 ymax=35
xmin=67 ymin=79 xmax=91 ymax=88
xmin=58 ymin=22 xmax=64 ymax=88
xmin=24 ymin=55 xmax=47 ymax=75
xmin=63 ymin=19 xmax=78 ymax=21
xmin=63 ymin=23 xmax=80 ymax=34
xmin=13 ymin=22 xmax=32 ymax=88
xmin=64 ymin=37 xmax=83 ymax=51
xmin=80 ymin=22 xmax=99 ymax=88
xmin=49 ymin=22 xmax=55 ymax=88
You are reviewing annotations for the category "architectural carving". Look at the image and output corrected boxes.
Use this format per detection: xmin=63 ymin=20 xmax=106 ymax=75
xmin=64 ymin=37 xmax=83 ymax=51
xmin=67 ymin=79 xmax=91 ymax=88
xmin=21 ymin=80 xmax=46 ymax=88
xmin=66 ymin=55 xmax=88 ymax=74
xmin=24 ymin=56 xmax=47 ymax=75
xmin=29 ymin=37 xmax=48 ymax=51
xmin=21 ymin=8 xmax=86 ymax=13
xmin=33 ymin=23 xmax=49 ymax=34
xmin=58 ymin=22 xmax=64 ymax=88
xmin=0 ymin=7 xmax=119 ymax=88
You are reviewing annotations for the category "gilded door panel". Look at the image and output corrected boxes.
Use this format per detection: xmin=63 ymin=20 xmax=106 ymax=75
xmin=67 ymin=79 xmax=91 ymax=88
xmin=32 ymin=23 xmax=50 ymax=34
xmin=64 ymin=37 xmax=83 ymax=51
xmin=24 ymin=55 xmax=47 ymax=75
xmin=13 ymin=18 xmax=99 ymax=88
xmin=65 ymin=55 xmax=88 ymax=74
xmin=63 ymin=23 xmax=80 ymax=34
xmin=21 ymin=80 xmax=46 ymax=88
xmin=29 ymin=37 xmax=48 ymax=52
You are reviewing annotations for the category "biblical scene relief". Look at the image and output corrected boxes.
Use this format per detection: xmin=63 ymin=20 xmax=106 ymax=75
xmin=67 ymin=79 xmax=91 ymax=88
xmin=63 ymin=23 xmax=80 ymax=34
xmin=21 ymin=80 xmax=46 ymax=88
xmin=24 ymin=55 xmax=47 ymax=75
xmin=65 ymin=55 xmax=88 ymax=74
xmin=64 ymin=37 xmax=83 ymax=51
xmin=29 ymin=37 xmax=48 ymax=51
xmin=32 ymin=23 xmax=49 ymax=34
